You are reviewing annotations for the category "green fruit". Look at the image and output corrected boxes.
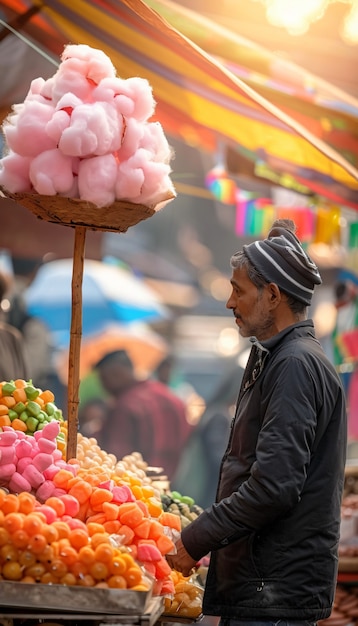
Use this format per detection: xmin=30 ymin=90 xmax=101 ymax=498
xmin=170 ymin=490 xmax=182 ymax=500
xmin=181 ymin=495 xmax=195 ymax=507
xmin=26 ymin=416 xmax=39 ymax=432
xmin=37 ymin=411 xmax=47 ymax=423
xmin=8 ymin=409 xmax=18 ymax=421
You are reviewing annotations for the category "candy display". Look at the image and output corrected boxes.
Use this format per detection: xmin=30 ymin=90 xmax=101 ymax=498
xmin=0 ymin=379 xmax=204 ymax=619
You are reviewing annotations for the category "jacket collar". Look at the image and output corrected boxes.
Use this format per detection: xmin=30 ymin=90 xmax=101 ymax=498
xmin=242 ymin=319 xmax=315 ymax=393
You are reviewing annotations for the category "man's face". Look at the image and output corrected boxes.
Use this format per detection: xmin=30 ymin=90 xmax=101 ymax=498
xmin=98 ymin=362 xmax=127 ymax=396
xmin=226 ymin=266 xmax=275 ymax=341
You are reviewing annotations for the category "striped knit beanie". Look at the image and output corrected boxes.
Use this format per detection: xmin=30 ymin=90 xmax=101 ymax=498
xmin=243 ymin=219 xmax=322 ymax=306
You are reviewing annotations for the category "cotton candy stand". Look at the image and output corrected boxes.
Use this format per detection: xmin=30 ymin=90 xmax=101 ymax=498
xmin=0 ymin=189 xmax=173 ymax=460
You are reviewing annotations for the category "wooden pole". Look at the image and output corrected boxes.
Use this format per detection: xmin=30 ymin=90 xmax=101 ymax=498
xmin=66 ymin=225 xmax=87 ymax=461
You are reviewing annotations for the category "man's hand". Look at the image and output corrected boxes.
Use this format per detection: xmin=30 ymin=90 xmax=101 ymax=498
xmin=165 ymin=536 xmax=198 ymax=577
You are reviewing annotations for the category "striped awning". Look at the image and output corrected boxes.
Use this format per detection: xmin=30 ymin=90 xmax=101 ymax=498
xmin=1 ymin=0 xmax=358 ymax=209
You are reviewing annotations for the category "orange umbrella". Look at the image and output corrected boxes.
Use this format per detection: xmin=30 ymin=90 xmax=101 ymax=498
xmin=56 ymin=323 xmax=168 ymax=383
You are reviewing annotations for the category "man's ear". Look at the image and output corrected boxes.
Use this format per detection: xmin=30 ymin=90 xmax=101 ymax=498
xmin=267 ymin=282 xmax=281 ymax=306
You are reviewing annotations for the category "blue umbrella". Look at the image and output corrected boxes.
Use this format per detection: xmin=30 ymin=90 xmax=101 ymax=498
xmin=24 ymin=258 xmax=170 ymax=348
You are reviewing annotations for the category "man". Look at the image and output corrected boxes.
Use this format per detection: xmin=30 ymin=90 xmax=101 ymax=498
xmin=166 ymin=219 xmax=347 ymax=626
xmin=95 ymin=349 xmax=192 ymax=479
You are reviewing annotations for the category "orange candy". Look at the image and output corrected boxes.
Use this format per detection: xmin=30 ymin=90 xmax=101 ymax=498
xmin=89 ymin=488 xmax=114 ymax=511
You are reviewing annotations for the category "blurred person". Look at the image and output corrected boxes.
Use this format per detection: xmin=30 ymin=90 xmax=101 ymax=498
xmin=166 ymin=219 xmax=347 ymax=626
xmin=172 ymin=367 xmax=243 ymax=509
xmin=78 ymin=397 xmax=108 ymax=446
xmin=0 ymin=271 xmax=29 ymax=381
xmin=95 ymin=349 xmax=192 ymax=478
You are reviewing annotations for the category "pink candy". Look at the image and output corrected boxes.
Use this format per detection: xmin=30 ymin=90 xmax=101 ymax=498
xmin=0 ymin=43 xmax=175 ymax=207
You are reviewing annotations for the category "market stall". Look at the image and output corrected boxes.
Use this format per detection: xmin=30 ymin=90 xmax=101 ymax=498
xmin=0 ymin=42 xmax=205 ymax=626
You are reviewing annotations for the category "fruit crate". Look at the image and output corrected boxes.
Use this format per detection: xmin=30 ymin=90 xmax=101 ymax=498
xmin=0 ymin=580 xmax=153 ymax=615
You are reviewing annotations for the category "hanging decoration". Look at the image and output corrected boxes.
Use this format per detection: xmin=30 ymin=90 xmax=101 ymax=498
xmin=205 ymin=163 xmax=358 ymax=250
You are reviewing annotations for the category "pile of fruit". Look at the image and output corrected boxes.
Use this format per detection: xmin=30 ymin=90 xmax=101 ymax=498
xmin=0 ymin=379 xmax=205 ymax=619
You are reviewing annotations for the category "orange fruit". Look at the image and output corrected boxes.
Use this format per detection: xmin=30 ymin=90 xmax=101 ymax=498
xmin=45 ymin=496 xmax=66 ymax=517
xmin=49 ymin=558 xmax=68 ymax=578
xmin=17 ymin=492 xmax=36 ymax=515
xmin=107 ymin=575 xmax=127 ymax=589
xmin=2 ymin=494 xmax=20 ymax=515
xmin=90 ymin=532 xmax=111 ymax=550
xmin=0 ymin=544 xmax=19 ymax=563
xmin=70 ymin=561 xmax=88 ymax=578
xmin=0 ymin=528 xmax=10 ymax=547
xmin=109 ymin=555 xmax=127 ymax=576
xmin=23 ymin=513 xmax=44 ymax=536
xmin=94 ymin=542 xmax=114 ymax=563
xmin=89 ymin=561 xmax=109 ymax=581
xmin=42 ymin=524 xmax=59 ymax=544
xmin=2 ymin=561 xmax=22 ymax=581
xmin=52 ymin=521 xmax=71 ymax=540
xmin=78 ymin=574 xmax=96 ymax=587
xmin=27 ymin=533 xmax=48 ymax=555
xmin=24 ymin=562 xmax=46 ymax=582
xmin=59 ymin=545 xmax=79 ymax=567
xmin=125 ymin=566 xmax=143 ymax=587
xmin=78 ymin=546 xmax=96 ymax=567
xmin=68 ymin=528 xmax=89 ymax=551
xmin=18 ymin=550 xmax=36 ymax=569
xmin=60 ymin=572 xmax=78 ymax=586
xmin=11 ymin=529 xmax=30 ymax=549
xmin=3 ymin=512 xmax=24 ymax=534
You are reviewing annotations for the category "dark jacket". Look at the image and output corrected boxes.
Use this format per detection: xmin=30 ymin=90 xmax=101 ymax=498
xmin=181 ymin=320 xmax=347 ymax=621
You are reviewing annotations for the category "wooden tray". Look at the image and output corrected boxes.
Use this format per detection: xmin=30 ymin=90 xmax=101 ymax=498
xmin=0 ymin=187 xmax=175 ymax=233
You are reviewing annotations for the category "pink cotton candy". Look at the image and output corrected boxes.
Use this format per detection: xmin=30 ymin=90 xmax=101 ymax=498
xmin=8 ymin=472 xmax=32 ymax=494
xmin=0 ymin=151 xmax=32 ymax=193
xmin=93 ymin=75 xmax=155 ymax=121
xmin=61 ymin=43 xmax=116 ymax=86
xmin=22 ymin=464 xmax=45 ymax=489
xmin=140 ymin=121 xmax=173 ymax=163
xmin=59 ymin=101 xmax=123 ymax=157
xmin=114 ymin=76 xmax=155 ymax=122
xmin=4 ymin=100 xmax=56 ymax=157
xmin=29 ymin=148 xmax=76 ymax=196
xmin=117 ymin=117 xmax=144 ymax=162
xmin=116 ymin=159 xmax=145 ymax=200
xmin=46 ymin=110 xmax=71 ymax=144
xmin=78 ymin=154 xmax=117 ymax=206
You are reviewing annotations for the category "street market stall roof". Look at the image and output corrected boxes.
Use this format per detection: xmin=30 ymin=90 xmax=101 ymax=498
xmin=0 ymin=0 xmax=358 ymax=210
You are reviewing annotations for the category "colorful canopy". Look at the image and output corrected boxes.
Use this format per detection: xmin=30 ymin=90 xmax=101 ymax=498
xmin=1 ymin=0 xmax=358 ymax=209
